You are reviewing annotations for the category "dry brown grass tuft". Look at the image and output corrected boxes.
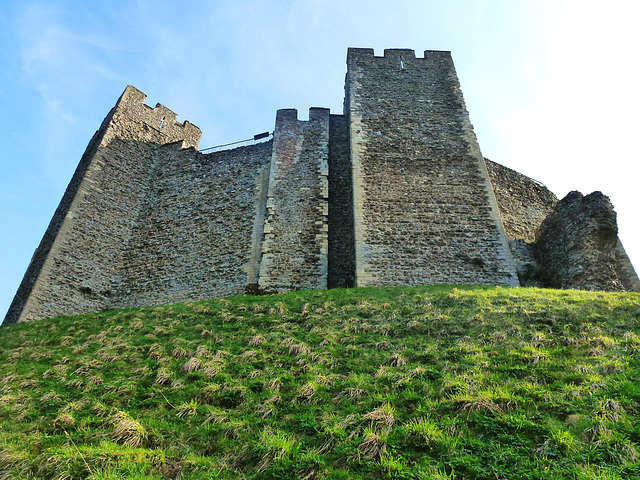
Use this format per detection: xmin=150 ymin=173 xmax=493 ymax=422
xmin=183 ymin=357 xmax=202 ymax=374
xmin=289 ymin=343 xmax=309 ymax=356
xmin=96 ymin=348 xmax=119 ymax=363
xmin=196 ymin=345 xmax=213 ymax=358
xmin=54 ymin=413 xmax=75 ymax=428
xmin=358 ymin=431 xmax=386 ymax=460
xmin=241 ymin=350 xmax=258 ymax=361
xmin=298 ymin=382 xmax=316 ymax=403
xmin=267 ymin=378 xmax=282 ymax=392
xmin=172 ymin=347 xmax=189 ymax=359
xmin=130 ymin=319 xmax=144 ymax=329
xmin=111 ymin=411 xmax=147 ymax=447
xmin=202 ymin=408 xmax=226 ymax=425
xmin=154 ymin=368 xmax=172 ymax=385
xmin=389 ymin=353 xmax=406 ymax=367
xmin=338 ymin=387 xmax=366 ymax=402
xmin=92 ymin=402 xmax=112 ymax=417
xmin=175 ymin=401 xmax=198 ymax=418
xmin=202 ymin=361 xmax=224 ymax=378
xmin=40 ymin=392 xmax=62 ymax=404
xmin=363 ymin=404 xmax=396 ymax=432
xmin=248 ymin=335 xmax=265 ymax=347
xmin=147 ymin=343 xmax=163 ymax=360
xmin=459 ymin=396 xmax=503 ymax=415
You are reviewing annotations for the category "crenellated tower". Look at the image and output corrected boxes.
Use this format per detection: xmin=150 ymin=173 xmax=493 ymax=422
xmin=345 ymin=48 xmax=518 ymax=287
xmin=257 ymin=108 xmax=330 ymax=291
xmin=4 ymin=87 xmax=202 ymax=323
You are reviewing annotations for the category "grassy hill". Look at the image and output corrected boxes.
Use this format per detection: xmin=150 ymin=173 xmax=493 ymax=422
xmin=1 ymin=285 xmax=639 ymax=479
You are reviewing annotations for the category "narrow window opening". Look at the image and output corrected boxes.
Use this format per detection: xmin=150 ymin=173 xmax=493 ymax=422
xmin=400 ymin=58 xmax=404 ymax=69
xmin=160 ymin=117 xmax=165 ymax=129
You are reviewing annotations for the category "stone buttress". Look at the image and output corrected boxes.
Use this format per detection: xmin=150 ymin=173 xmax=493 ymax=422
xmin=257 ymin=108 xmax=330 ymax=291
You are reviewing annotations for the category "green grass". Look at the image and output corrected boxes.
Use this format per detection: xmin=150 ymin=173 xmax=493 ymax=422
xmin=1 ymin=284 xmax=639 ymax=479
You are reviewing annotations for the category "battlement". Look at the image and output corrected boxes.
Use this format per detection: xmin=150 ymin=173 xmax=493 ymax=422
xmin=114 ymin=85 xmax=202 ymax=148
xmin=347 ymin=48 xmax=452 ymax=60
xmin=275 ymin=107 xmax=330 ymax=123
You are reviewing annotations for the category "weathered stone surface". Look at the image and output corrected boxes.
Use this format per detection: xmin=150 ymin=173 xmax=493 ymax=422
xmin=117 ymin=141 xmax=272 ymax=308
xmin=535 ymin=191 xmax=624 ymax=291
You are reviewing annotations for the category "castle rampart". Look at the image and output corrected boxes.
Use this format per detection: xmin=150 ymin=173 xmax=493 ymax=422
xmin=485 ymin=159 xmax=558 ymax=243
xmin=5 ymin=49 xmax=638 ymax=324
xmin=118 ymin=141 xmax=273 ymax=307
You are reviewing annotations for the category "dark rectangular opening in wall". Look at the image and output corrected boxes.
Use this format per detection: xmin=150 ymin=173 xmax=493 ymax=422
xmin=328 ymin=114 xmax=355 ymax=288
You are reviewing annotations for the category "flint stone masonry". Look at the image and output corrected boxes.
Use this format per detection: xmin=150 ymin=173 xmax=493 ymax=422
xmin=5 ymin=86 xmax=203 ymax=324
xmin=6 ymin=48 xmax=639 ymax=324
xmin=118 ymin=141 xmax=273 ymax=308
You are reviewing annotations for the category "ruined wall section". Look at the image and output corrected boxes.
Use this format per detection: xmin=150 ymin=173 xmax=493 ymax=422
xmin=258 ymin=109 xmax=329 ymax=291
xmin=4 ymin=86 xmax=202 ymax=323
xmin=535 ymin=191 xmax=626 ymax=291
xmin=614 ymin=241 xmax=640 ymax=291
xmin=327 ymin=114 xmax=355 ymax=288
xmin=116 ymin=141 xmax=273 ymax=308
xmin=346 ymin=49 xmax=518 ymax=287
xmin=485 ymin=159 xmax=558 ymax=243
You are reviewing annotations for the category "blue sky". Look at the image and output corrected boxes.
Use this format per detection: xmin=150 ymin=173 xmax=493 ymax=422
xmin=1 ymin=0 xmax=639 ymax=321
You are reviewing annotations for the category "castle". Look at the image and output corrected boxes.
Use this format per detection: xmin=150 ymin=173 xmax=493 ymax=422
xmin=5 ymin=48 xmax=639 ymax=324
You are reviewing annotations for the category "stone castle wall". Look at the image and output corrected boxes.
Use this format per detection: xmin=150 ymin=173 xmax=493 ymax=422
xmin=485 ymin=159 xmax=558 ymax=243
xmin=117 ymin=141 xmax=272 ymax=308
xmin=5 ymin=49 xmax=638 ymax=324
xmin=346 ymin=49 xmax=518 ymax=287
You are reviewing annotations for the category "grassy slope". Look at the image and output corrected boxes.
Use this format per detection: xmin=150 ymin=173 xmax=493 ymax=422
xmin=1 ymin=285 xmax=640 ymax=479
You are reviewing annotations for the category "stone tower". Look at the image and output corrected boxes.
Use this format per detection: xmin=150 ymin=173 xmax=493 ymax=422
xmin=345 ymin=48 xmax=518 ymax=287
